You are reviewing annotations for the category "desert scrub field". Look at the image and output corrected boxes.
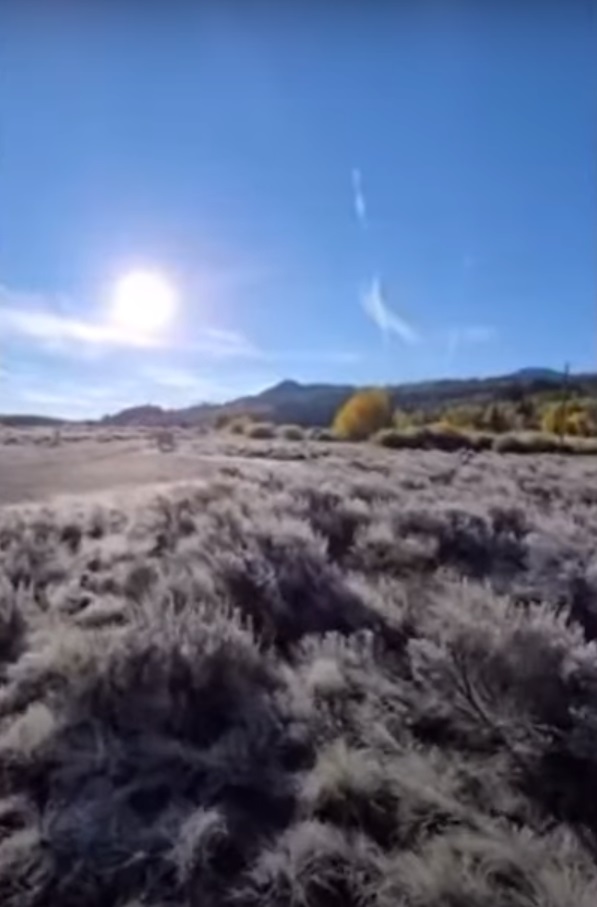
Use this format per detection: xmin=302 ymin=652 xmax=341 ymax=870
xmin=1 ymin=446 xmax=597 ymax=905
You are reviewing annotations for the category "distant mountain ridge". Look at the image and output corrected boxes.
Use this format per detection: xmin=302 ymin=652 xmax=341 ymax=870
xmin=101 ymin=368 xmax=591 ymax=429
xmin=2 ymin=368 xmax=590 ymax=429
xmin=0 ymin=414 xmax=67 ymax=428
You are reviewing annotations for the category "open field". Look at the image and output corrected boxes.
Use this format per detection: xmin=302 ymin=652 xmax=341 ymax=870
xmin=1 ymin=430 xmax=597 ymax=904
xmin=0 ymin=428 xmax=335 ymax=506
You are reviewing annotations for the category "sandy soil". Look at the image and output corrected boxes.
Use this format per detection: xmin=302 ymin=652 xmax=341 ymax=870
xmin=0 ymin=437 xmax=233 ymax=506
xmin=0 ymin=431 xmax=333 ymax=507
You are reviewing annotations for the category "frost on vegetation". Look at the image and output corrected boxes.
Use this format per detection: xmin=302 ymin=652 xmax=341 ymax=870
xmin=0 ymin=448 xmax=596 ymax=904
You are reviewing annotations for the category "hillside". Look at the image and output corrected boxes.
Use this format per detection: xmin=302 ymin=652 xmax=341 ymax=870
xmin=101 ymin=369 xmax=597 ymax=428
xmin=4 ymin=370 xmax=594 ymax=430
xmin=0 ymin=414 xmax=68 ymax=428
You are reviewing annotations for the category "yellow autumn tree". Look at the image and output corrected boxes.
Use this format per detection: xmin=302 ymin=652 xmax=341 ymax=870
xmin=333 ymin=388 xmax=392 ymax=440
xmin=565 ymin=410 xmax=593 ymax=437
xmin=541 ymin=401 xmax=568 ymax=436
xmin=540 ymin=400 xmax=597 ymax=437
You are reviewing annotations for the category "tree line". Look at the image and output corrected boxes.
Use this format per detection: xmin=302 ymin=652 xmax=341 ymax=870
xmin=332 ymin=388 xmax=597 ymax=441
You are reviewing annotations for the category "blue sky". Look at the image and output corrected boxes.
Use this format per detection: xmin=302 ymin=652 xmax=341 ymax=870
xmin=0 ymin=3 xmax=595 ymax=418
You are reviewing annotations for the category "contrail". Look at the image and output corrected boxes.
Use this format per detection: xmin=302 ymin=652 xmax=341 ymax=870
xmin=351 ymin=167 xmax=368 ymax=230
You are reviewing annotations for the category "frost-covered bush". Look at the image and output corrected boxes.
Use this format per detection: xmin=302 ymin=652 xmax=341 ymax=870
xmin=0 ymin=447 xmax=597 ymax=904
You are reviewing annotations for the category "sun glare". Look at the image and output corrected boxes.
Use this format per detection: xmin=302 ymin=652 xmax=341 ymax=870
xmin=110 ymin=270 xmax=177 ymax=336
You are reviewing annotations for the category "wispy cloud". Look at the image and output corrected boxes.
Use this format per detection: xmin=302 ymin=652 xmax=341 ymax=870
xmin=7 ymin=383 xmax=141 ymax=419
xmin=140 ymin=366 xmax=235 ymax=400
xmin=265 ymin=349 xmax=361 ymax=366
xmin=362 ymin=276 xmax=419 ymax=345
xmin=18 ymin=390 xmax=91 ymax=409
xmin=188 ymin=327 xmax=260 ymax=360
xmin=447 ymin=325 xmax=497 ymax=360
xmin=142 ymin=366 xmax=211 ymax=391
xmin=350 ymin=170 xmax=419 ymax=346
xmin=0 ymin=286 xmax=259 ymax=361
xmin=1 ymin=284 xmax=365 ymax=369
xmin=0 ymin=306 xmax=162 ymax=350
xmin=351 ymin=167 xmax=368 ymax=230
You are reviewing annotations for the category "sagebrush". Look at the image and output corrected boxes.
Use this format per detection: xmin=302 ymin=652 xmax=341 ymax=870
xmin=1 ymin=446 xmax=597 ymax=905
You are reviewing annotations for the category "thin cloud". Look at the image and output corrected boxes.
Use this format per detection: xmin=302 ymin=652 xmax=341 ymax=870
xmin=351 ymin=167 xmax=368 ymax=229
xmin=1 ymin=285 xmax=363 ymax=367
xmin=19 ymin=390 xmax=91 ymax=409
xmin=265 ymin=349 xmax=362 ymax=366
xmin=188 ymin=327 xmax=260 ymax=360
xmin=7 ymin=384 xmax=139 ymax=419
xmin=362 ymin=276 xmax=419 ymax=345
xmin=0 ymin=286 xmax=259 ymax=360
xmin=142 ymin=366 xmax=210 ymax=391
xmin=141 ymin=366 xmax=232 ymax=399
xmin=350 ymin=170 xmax=418 ymax=346
xmin=0 ymin=307 xmax=162 ymax=350
xmin=447 ymin=325 xmax=497 ymax=360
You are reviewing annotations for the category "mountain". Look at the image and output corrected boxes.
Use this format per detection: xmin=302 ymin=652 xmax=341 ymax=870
xmin=0 ymin=414 xmax=67 ymax=428
xmin=100 ymin=383 xmax=355 ymax=428
xmin=511 ymin=368 xmax=565 ymax=382
xmin=101 ymin=368 xmax=594 ymax=429
xmin=102 ymin=405 xmax=179 ymax=427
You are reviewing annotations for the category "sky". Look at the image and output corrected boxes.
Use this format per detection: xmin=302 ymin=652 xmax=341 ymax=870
xmin=0 ymin=2 xmax=595 ymax=418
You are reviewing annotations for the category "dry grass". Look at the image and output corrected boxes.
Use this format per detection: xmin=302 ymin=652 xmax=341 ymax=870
xmin=1 ymin=438 xmax=597 ymax=904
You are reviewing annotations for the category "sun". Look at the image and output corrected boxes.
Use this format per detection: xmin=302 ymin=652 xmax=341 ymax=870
xmin=110 ymin=270 xmax=177 ymax=335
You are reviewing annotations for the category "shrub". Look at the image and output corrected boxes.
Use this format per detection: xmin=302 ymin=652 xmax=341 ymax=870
xmin=278 ymin=425 xmax=305 ymax=441
xmin=374 ymin=425 xmax=489 ymax=452
xmin=393 ymin=409 xmax=413 ymax=430
xmin=482 ymin=402 xmax=511 ymax=433
xmin=333 ymin=388 xmax=392 ymax=441
xmin=494 ymin=431 xmax=597 ymax=455
xmin=155 ymin=429 xmax=177 ymax=452
xmin=228 ymin=418 xmax=249 ymax=435
xmin=373 ymin=428 xmax=418 ymax=449
xmin=539 ymin=400 xmax=597 ymax=438
xmin=214 ymin=413 xmax=230 ymax=430
xmin=310 ymin=428 xmax=340 ymax=442
xmin=2 ymin=443 xmax=597 ymax=904
xmin=493 ymin=432 xmax=570 ymax=454
xmin=424 ymin=423 xmax=480 ymax=452
xmin=468 ymin=431 xmax=494 ymax=451
xmin=442 ymin=404 xmax=486 ymax=432
xmin=541 ymin=402 xmax=568 ymax=436
xmin=571 ymin=437 xmax=597 ymax=455
xmin=246 ymin=422 xmax=276 ymax=440
xmin=566 ymin=410 xmax=596 ymax=437
xmin=222 ymin=412 xmax=264 ymax=434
